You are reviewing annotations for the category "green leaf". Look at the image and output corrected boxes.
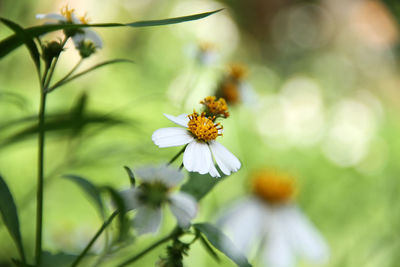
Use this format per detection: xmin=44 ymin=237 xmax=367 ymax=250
xmin=12 ymin=251 xmax=78 ymax=267
xmin=197 ymin=231 xmax=221 ymax=262
xmin=101 ymin=186 xmax=130 ymax=242
xmin=123 ymin=166 xmax=136 ymax=187
xmin=193 ymin=223 xmax=252 ymax=267
xmin=0 ymin=9 xmax=222 ymax=59
xmin=0 ymin=17 xmax=40 ymax=71
xmin=0 ymin=175 xmax=26 ymax=264
xmin=0 ymin=109 xmax=125 ymax=148
xmin=47 ymin=59 xmax=134 ymax=92
xmin=180 ymin=172 xmax=223 ymax=200
xmin=63 ymin=175 xmax=105 ymax=219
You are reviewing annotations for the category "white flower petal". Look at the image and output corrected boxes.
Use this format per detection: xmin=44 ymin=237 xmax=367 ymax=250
xmin=72 ymin=33 xmax=85 ymax=48
xmin=155 ymin=165 xmax=184 ymax=187
xmin=284 ymin=206 xmax=329 ymax=264
xmin=183 ymin=140 xmax=213 ymax=175
xmin=136 ymin=165 xmax=184 ymax=186
xmin=164 ymin=113 xmax=189 ymax=127
xmin=209 ymin=160 xmax=220 ymax=178
xmin=152 ymin=127 xmax=194 ymax=148
xmin=70 ymin=13 xmax=81 ymax=24
xmin=133 ymin=206 xmax=162 ymax=235
xmin=263 ymin=217 xmax=295 ymax=267
xmin=119 ymin=188 xmax=140 ymax=211
xmin=218 ymin=197 xmax=264 ymax=253
xmin=169 ymin=192 xmax=197 ymax=228
xmin=209 ymin=141 xmax=241 ymax=175
xmin=36 ymin=13 xmax=66 ymax=21
xmin=83 ymin=29 xmax=103 ymax=48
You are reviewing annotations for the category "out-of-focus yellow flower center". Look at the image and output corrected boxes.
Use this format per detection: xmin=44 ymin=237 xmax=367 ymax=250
xmin=60 ymin=5 xmax=75 ymax=22
xmin=79 ymin=13 xmax=90 ymax=24
xmin=228 ymin=63 xmax=247 ymax=80
xmin=220 ymin=82 xmax=240 ymax=104
xmin=187 ymin=112 xmax=222 ymax=142
xmin=251 ymin=171 xmax=295 ymax=204
xmin=200 ymin=96 xmax=230 ymax=118
xmin=199 ymin=42 xmax=215 ymax=53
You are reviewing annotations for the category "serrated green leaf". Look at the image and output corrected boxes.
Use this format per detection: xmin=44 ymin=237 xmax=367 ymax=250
xmin=0 ymin=175 xmax=26 ymax=265
xmin=0 ymin=17 xmax=40 ymax=71
xmin=180 ymin=172 xmax=223 ymax=200
xmin=47 ymin=59 xmax=134 ymax=92
xmin=101 ymin=186 xmax=130 ymax=242
xmin=63 ymin=175 xmax=105 ymax=219
xmin=0 ymin=9 xmax=222 ymax=59
xmin=193 ymin=223 xmax=252 ymax=267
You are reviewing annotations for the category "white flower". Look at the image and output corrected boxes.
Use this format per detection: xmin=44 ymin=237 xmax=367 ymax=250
xmin=36 ymin=5 xmax=103 ymax=49
xmin=152 ymin=112 xmax=241 ymax=178
xmin=120 ymin=165 xmax=197 ymax=235
xmin=218 ymin=172 xmax=329 ymax=267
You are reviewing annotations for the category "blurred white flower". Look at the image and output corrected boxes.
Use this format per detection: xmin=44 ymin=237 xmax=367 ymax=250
xmin=36 ymin=5 xmax=103 ymax=51
xmin=152 ymin=110 xmax=240 ymax=178
xmin=185 ymin=41 xmax=219 ymax=66
xmin=219 ymin=171 xmax=329 ymax=267
xmin=120 ymin=165 xmax=197 ymax=235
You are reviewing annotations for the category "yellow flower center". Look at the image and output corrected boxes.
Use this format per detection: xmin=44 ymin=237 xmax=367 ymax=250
xmin=228 ymin=63 xmax=247 ymax=80
xmin=251 ymin=171 xmax=295 ymax=204
xmin=60 ymin=5 xmax=75 ymax=22
xmin=79 ymin=13 xmax=90 ymax=24
xmin=199 ymin=42 xmax=215 ymax=53
xmin=200 ymin=96 xmax=230 ymax=118
xmin=187 ymin=112 xmax=222 ymax=142
xmin=220 ymin=81 xmax=239 ymax=104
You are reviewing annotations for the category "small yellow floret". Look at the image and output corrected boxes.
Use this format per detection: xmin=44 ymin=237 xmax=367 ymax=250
xmin=60 ymin=5 xmax=75 ymax=22
xmin=228 ymin=63 xmax=247 ymax=80
xmin=251 ymin=171 xmax=296 ymax=204
xmin=200 ymin=96 xmax=230 ymax=118
xmin=187 ymin=112 xmax=222 ymax=142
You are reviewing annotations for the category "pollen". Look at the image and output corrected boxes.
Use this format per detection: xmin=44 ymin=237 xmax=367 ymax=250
xmin=228 ymin=63 xmax=247 ymax=80
xmin=187 ymin=112 xmax=222 ymax=142
xmin=60 ymin=5 xmax=75 ymax=22
xmin=200 ymin=96 xmax=230 ymax=118
xmin=251 ymin=171 xmax=296 ymax=204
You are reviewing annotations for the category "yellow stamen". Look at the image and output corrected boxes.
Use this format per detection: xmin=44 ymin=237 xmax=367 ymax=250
xmin=79 ymin=12 xmax=90 ymax=24
xmin=200 ymin=96 xmax=230 ymax=118
xmin=228 ymin=63 xmax=247 ymax=80
xmin=187 ymin=112 xmax=222 ymax=142
xmin=60 ymin=5 xmax=75 ymax=22
xmin=251 ymin=171 xmax=296 ymax=204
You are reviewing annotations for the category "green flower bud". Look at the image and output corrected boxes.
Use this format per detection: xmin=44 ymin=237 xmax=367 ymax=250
xmin=77 ymin=40 xmax=97 ymax=58
xmin=42 ymin=40 xmax=64 ymax=66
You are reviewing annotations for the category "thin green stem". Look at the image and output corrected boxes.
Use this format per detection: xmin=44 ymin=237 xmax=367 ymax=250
xmin=48 ymin=58 xmax=83 ymax=92
xmin=70 ymin=211 xmax=118 ymax=267
xmin=117 ymin=227 xmax=182 ymax=267
xmin=167 ymin=145 xmax=187 ymax=166
xmin=35 ymin=85 xmax=47 ymax=266
xmin=35 ymin=36 xmax=68 ymax=266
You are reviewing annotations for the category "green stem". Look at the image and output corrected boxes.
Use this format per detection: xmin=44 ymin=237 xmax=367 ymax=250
xmin=48 ymin=58 xmax=83 ymax=92
xmin=117 ymin=227 xmax=182 ymax=267
xmin=35 ymin=84 xmax=47 ymax=266
xmin=70 ymin=211 xmax=118 ymax=267
xmin=35 ymin=36 xmax=68 ymax=266
xmin=167 ymin=145 xmax=187 ymax=166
